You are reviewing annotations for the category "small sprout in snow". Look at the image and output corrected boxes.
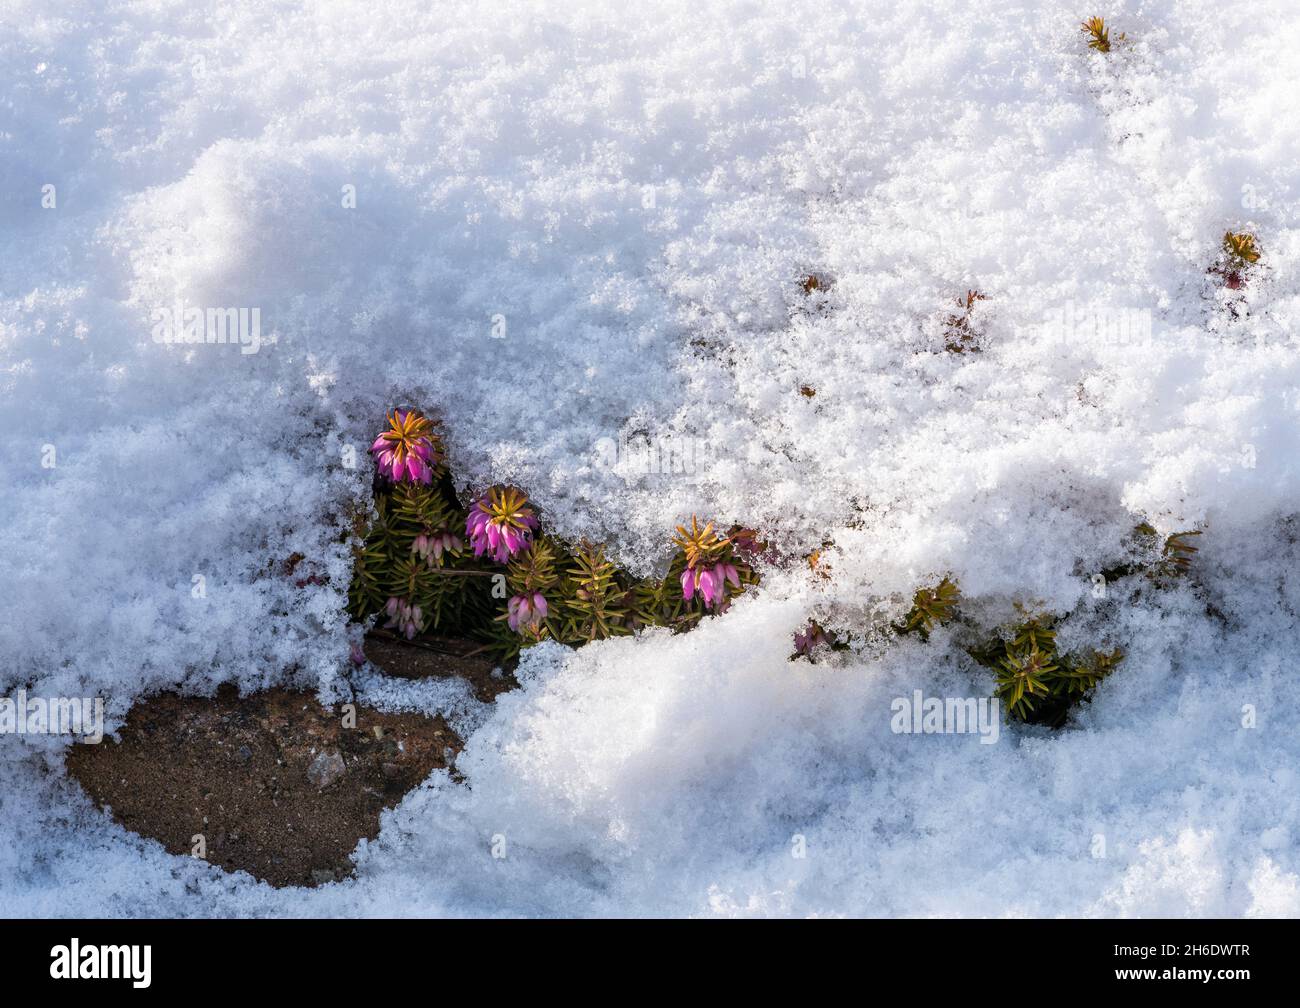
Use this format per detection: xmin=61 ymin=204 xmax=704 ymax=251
xmin=971 ymin=613 xmax=1123 ymax=726
xmin=1223 ymin=231 xmax=1261 ymax=266
xmin=806 ymin=543 xmax=834 ymax=580
xmin=903 ymin=577 xmax=961 ymax=635
xmin=799 ymin=385 xmax=817 ymax=397
xmin=1134 ymin=522 xmax=1202 ymax=580
xmin=466 ymin=486 xmax=538 ymax=563
xmin=1160 ymin=529 xmax=1202 ymax=577
xmin=1217 ymin=231 xmax=1261 ymax=289
xmin=727 ymin=525 xmax=768 ymax=561
xmin=1080 ymin=17 xmax=1123 ymax=53
xmin=792 ymin=620 xmax=830 ymax=659
xmin=943 ymin=290 xmax=987 ymax=353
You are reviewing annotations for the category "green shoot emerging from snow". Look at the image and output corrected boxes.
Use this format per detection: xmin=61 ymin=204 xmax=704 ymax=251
xmin=1080 ymin=17 xmax=1123 ymax=53
xmin=903 ymin=577 xmax=961 ymax=636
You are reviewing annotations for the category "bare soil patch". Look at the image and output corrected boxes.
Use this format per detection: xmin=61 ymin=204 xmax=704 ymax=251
xmin=66 ymin=682 xmax=463 ymax=888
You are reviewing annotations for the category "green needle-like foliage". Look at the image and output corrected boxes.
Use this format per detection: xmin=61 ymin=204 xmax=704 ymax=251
xmin=630 ymin=572 xmax=693 ymax=632
xmin=969 ymin=612 xmax=1124 ymax=726
xmin=558 ymin=542 xmax=631 ymax=644
xmin=506 ymin=538 xmax=561 ymax=596
xmin=902 ymin=577 xmax=961 ymax=637
xmin=390 ymin=482 xmax=462 ymax=549
xmin=1160 ymin=530 xmax=1201 ymax=578
xmin=348 ymin=536 xmax=389 ymax=616
xmin=993 ymin=641 xmax=1058 ymax=720
xmin=1051 ymin=647 xmax=1123 ymax=699
xmin=1130 ymin=522 xmax=1202 ymax=583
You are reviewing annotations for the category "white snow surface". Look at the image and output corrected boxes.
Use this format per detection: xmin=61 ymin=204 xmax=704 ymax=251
xmin=2 ymin=0 xmax=1299 ymax=916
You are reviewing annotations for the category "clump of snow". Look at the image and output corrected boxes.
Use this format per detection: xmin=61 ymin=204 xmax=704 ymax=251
xmin=2 ymin=0 xmax=1298 ymax=916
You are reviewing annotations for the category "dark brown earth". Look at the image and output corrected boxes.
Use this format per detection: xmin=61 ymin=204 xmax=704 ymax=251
xmin=65 ymin=634 xmax=512 ymax=888
xmin=361 ymin=630 xmax=517 ymax=701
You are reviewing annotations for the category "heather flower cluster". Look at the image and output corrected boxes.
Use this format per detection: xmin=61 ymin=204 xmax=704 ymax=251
xmin=413 ymin=531 xmax=461 ymax=566
xmin=681 ymin=561 xmax=740 ymax=608
xmin=370 ymin=409 xmax=442 ymax=484
xmin=672 ymin=516 xmax=744 ymax=610
xmin=351 ymin=407 xmax=759 ymax=660
xmin=466 ymin=487 xmax=538 ymax=563
xmin=384 ymin=596 xmax=423 ymax=639
xmin=507 ymin=591 xmax=548 ymax=633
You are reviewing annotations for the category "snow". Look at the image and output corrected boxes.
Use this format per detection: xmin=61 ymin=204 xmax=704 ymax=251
xmin=2 ymin=0 xmax=1299 ymax=916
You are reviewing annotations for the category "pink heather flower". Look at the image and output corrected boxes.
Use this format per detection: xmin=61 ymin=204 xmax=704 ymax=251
xmin=413 ymin=531 xmax=462 ymax=566
xmin=370 ymin=409 xmax=441 ymax=484
xmin=792 ymin=621 xmax=829 ymax=657
xmin=465 ymin=487 xmax=538 ymax=564
xmin=506 ymin=591 xmax=548 ymax=633
xmin=383 ymin=596 xmax=423 ymax=640
xmin=349 ymin=641 xmax=367 ymax=667
xmin=681 ymin=562 xmax=740 ymax=608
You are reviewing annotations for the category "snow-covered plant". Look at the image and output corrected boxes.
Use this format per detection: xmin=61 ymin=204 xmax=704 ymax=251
xmin=971 ymin=615 xmax=1122 ymax=726
xmin=902 ymin=577 xmax=961 ymax=636
xmin=1223 ymin=231 xmax=1260 ymax=267
xmin=791 ymin=620 xmax=836 ymax=661
xmin=1126 ymin=522 xmax=1202 ymax=583
xmin=943 ymin=290 xmax=987 ymax=353
xmin=1215 ymin=231 xmax=1261 ymax=290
